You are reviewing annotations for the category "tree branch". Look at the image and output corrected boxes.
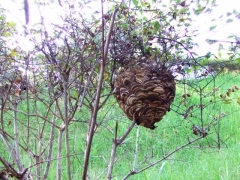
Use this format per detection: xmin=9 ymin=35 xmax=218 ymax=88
xmin=123 ymin=135 xmax=205 ymax=179
xmin=81 ymin=1 xmax=121 ymax=179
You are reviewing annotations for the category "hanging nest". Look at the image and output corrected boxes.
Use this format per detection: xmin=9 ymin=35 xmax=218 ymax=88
xmin=113 ymin=60 xmax=176 ymax=129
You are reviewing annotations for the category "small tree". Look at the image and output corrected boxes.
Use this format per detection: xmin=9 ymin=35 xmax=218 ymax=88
xmin=0 ymin=0 xmax=240 ymax=179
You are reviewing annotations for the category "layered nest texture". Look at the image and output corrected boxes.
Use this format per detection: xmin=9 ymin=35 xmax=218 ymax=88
xmin=113 ymin=61 xmax=176 ymax=129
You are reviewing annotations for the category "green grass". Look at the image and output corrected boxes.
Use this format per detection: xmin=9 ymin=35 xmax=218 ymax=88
xmin=1 ymin=72 xmax=240 ymax=179
xmin=91 ymin=72 xmax=240 ymax=179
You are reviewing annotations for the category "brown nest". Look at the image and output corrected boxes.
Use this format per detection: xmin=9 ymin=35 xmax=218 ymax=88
xmin=113 ymin=64 xmax=176 ymax=129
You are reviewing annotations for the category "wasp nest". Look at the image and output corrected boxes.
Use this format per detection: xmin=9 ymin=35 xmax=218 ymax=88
xmin=113 ymin=64 xmax=175 ymax=129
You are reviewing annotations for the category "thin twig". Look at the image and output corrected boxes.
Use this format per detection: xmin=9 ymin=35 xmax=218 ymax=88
xmin=43 ymin=104 xmax=57 ymax=180
xmin=79 ymin=63 xmax=97 ymax=109
xmin=133 ymin=126 xmax=139 ymax=171
xmin=107 ymin=121 xmax=136 ymax=179
xmin=81 ymin=2 xmax=121 ymax=179
xmin=63 ymin=76 xmax=72 ymax=180
xmin=117 ymin=120 xmax=136 ymax=145
xmin=122 ymin=135 xmax=205 ymax=179
xmin=56 ymin=126 xmax=64 ymax=180
xmin=107 ymin=122 xmax=118 ymax=179
xmin=13 ymin=102 xmax=24 ymax=175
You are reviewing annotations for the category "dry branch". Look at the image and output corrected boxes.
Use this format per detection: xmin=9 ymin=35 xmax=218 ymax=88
xmin=81 ymin=1 xmax=122 ymax=179
xmin=122 ymin=135 xmax=206 ymax=179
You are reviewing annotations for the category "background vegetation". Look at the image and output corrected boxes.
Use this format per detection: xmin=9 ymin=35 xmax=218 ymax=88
xmin=0 ymin=0 xmax=240 ymax=179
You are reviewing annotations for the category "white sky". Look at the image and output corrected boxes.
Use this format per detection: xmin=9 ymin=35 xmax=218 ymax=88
xmin=0 ymin=0 xmax=240 ymax=58
xmin=189 ymin=0 xmax=240 ymax=57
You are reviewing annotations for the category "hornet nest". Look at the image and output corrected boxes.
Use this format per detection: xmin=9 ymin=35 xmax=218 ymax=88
xmin=113 ymin=56 xmax=176 ymax=129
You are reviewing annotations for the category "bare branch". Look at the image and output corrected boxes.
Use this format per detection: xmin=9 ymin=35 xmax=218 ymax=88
xmin=24 ymin=0 xmax=29 ymax=24
xmin=107 ymin=121 xmax=136 ymax=179
xmin=82 ymin=2 xmax=121 ymax=179
xmin=122 ymin=135 xmax=206 ymax=179
xmin=43 ymin=105 xmax=57 ymax=180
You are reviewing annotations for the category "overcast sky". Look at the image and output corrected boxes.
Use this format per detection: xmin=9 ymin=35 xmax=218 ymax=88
xmin=1 ymin=0 xmax=239 ymax=58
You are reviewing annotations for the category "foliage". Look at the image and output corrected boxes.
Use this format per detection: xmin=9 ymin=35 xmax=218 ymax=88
xmin=0 ymin=0 xmax=240 ymax=179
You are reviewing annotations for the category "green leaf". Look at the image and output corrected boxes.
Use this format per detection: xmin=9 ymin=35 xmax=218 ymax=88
xmin=209 ymin=25 xmax=217 ymax=31
xmin=180 ymin=7 xmax=187 ymax=14
xmin=137 ymin=5 xmax=141 ymax=10
xmin=223 ymin=99 xmax=232 ymax=104
xmin=185 ymin=68 xmax=191 ymax=74
xmin=237 ymin=98 xmax=240 ymax=105
xmin=140 ymin=0 xmax=146 ymax=7
xmin=226 ymin=19 xmax=233 ymax=23
xmin=200 ymin=57 xmax=209 ymax=65
xmin=9 ymin=49 xmax=18 ymax=57
xmin=121 ymin=23 xmax=128 ymax=29
xmin=144 ymin=46 xmax=150 ymax=54
xmin=132 ymin=0 xmax=138 ymax=6
xmin=2 ymin=31 xmax=11 ymax=37
xmin=235 ymin=58 xmax=240 ymax=63
xmin=179 ymin=18 xmax=186 ymax=22
xmin=218 ymin=52 xmax=222 ymax=58
xmin=7 ymin=21 xmax=16 ymax=28
xmin=227 ymin=35 xmax=235 ymax=38
xmin=152 ymin=21 xmax=160 ymax=31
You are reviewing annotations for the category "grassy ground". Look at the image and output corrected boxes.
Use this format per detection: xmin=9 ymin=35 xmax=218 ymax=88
xmin=1 ymin=70 xmax=240 ymax=179
xmin=87 ymin=72 xmax=240 ymax=179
